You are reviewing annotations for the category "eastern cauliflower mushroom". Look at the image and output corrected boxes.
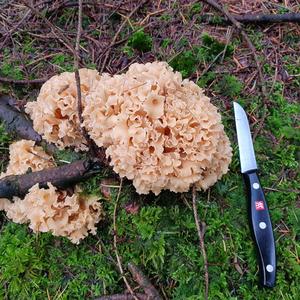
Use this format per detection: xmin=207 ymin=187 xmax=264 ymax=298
xmin=25 ymin=68 xmax=101 ymax=151
xmin=83 ymin=61 xmax=232 ymax=195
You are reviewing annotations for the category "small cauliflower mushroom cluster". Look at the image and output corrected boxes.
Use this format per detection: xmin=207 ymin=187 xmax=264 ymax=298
xmin=82 ymin=62 xmax=232 ymax=195
xmin=0 ymin=140 xmax=104 ymax=244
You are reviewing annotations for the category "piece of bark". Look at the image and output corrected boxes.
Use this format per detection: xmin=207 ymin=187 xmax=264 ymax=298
xmin=0 ymin=95 xmax=42 ymax=142
xmin=128 ymin=263 xmax=162 ymax=300
xmin=95 ymin=293 xmax=148 ymax=300
xmin=0 ymin=95 xmax=58 ymax=154
xmin=0 ymin=160 xmax=101 ymax=199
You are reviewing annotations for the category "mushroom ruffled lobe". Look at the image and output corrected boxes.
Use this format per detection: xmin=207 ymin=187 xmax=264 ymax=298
xmin=0 ymin=139 xmax=55 ymax=178
xmin=83 ymin=61 xmax=232 ymax=195
xmin=25 ymin=68 xmax=101 ymax=151
xmin=6 ymin=183 xmax=104 ymax=244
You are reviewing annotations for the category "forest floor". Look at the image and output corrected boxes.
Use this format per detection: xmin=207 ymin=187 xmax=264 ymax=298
xmin=0 ymin=1 xmax=299 ymax=299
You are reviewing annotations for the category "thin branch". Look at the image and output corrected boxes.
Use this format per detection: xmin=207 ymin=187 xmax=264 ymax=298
xmin=128 ymin=263 xmax=162 ymax=300
xmin=199 ymin=12 xmax=300 ymax=24
xmin=0 ymin=76 xmax=48 ymax=85
xmin=192 ymin=185 xmax=209 ymax=300
xmin=74 ymin=0 xmax=84 ymax=128
xmin=113 ymin=179 xmax=139 ymax=300
xmin=73 ymin=0 xmax=98 ymax=156
xmin=95 ymin=293 xmax=148 ymax=300
xmin=234 ymin=12 xmax=300 ymax=24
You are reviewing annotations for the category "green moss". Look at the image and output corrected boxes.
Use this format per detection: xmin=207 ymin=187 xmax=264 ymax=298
xmin=127 ymin=29 xmax=153 ymax=52
xmin=170 ymin=33 xmax=234 ymax=78
xmin=161 ymin=38 xmax=172 ymax=48
xmin=169 ymin=50 xmax=198 ymax=78
xmin=215 ymin=74 xmax=243 ymax=98
xmin=51 ymin=53 xmax=74 ymax=72
xmin=190 ymin=3 xmax=202 ymax=15
xmin=197 ymin=71 xmax=216 ymax=88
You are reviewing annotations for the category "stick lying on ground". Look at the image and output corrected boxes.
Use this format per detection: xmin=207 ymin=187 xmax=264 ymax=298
xmin=128 ymin=263 xmax=162 ymax=300
xmin=199 ymin=12 xmax=300 ymax=24
xmin=95 ymin=263 xmax=162 ymax=300
xmin=95 ymin=293 xmax=148 ymax=300
xmin=0 ymin=160 xmax=101 ymax=199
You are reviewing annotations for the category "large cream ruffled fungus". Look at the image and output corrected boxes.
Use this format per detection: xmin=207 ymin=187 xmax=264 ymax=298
xmin=6 ymin=183 xmax=104 ymax=244
xmin=25 ymin=68 xmax=101 ymax=151
xmin=83 ymin=61 xmax=232 ymax=195
xmin=0 ymin=140 xmax=104 ymax=244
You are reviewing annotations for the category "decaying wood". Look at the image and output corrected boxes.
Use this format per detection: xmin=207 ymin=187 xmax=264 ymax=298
xmin=128 ymin=263 xmax=162 ymax=300
xmin=0 ymin=160 xmax=101 ymax=199
xmin=0 ymin=95 xmax=57 ymax=154
xmin=95 ymin=293 xmax=148 ymax=300
xmin=0 ymin=95 xmax=42 ymax=142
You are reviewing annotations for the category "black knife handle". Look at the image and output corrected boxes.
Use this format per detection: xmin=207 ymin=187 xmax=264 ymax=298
xmin=243 ymin=171 xmax=276 ymax=288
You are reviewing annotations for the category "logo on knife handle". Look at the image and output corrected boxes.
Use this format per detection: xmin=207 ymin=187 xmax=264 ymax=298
xmin=255 ymin=201 xmax=265 ymax=210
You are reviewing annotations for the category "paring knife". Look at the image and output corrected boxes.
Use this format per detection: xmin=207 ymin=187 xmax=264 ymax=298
xmin=233 ymin=102 xmax=276 ymax=288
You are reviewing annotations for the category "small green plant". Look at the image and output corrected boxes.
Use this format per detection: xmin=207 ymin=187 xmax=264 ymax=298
xmin=127 ymin=29 xmax=152 ymax=52
xmin=51 ymin=53 xmax=74 ymax=72
xmin=215 ymin=74 xmax=243 ymax=98
xmin=197 ymin=71 xmax=216 ymax=88
xmin=122 ymin=45 xmax=135 ymax=58
xmin=0 ymin=49 xmax=24 ymax=80
xmin=190 ymin=3 xmax=202 ymax=15
xmin=160 ymin=14 xmax=172 ymax=22
xmin=198 ymin=32 xmax=234 ymax=61
xmin=161 ymin=38 xmax=172 ymax=48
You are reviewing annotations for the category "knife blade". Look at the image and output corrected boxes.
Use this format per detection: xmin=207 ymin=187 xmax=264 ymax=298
xmin=233 ymin=102 xmax=276 ymax=288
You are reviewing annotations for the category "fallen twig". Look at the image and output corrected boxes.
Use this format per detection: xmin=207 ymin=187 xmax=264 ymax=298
xmin=192 ymin=185 xmax=209 ymax=300
xmin=128 ymin=263 xmax=162 ymax=300
xmin=0 ymin=159 xmax=101 ymax=199
xmin=0 ymin=76 xmax=48 ymax=85
xmin=95 ymin=293 xmax=148 ymax=300
xmin=73 ymin=0 xmax=95 ymax=153
xmin=113 ymin=179 xmax=139 ymax=300
xmin=232 ymin=12 xmax=300 ymax=24
xmin=199 ymin=12 xmax=300 ymax=24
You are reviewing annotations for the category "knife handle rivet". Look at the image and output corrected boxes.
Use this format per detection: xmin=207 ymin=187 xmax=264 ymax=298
xmin=266 ymin=265 xmax=274 ymax=272
xmin=259 ymin=222 xmax=267 ymax=229
xmin=253 ymin=183 xmax=260 ymax=189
